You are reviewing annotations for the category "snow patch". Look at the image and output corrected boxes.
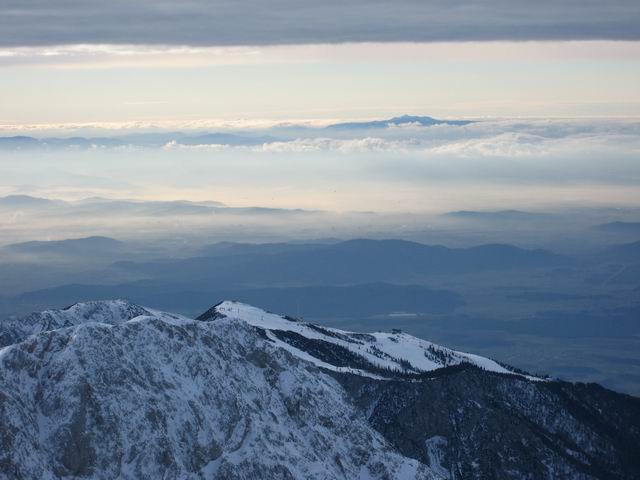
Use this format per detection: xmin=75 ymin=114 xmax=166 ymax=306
xmin=213 ymin=301 xmax=543 ymax=381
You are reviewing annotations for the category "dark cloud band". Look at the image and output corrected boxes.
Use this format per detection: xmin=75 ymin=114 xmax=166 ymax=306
xmin=1 ymin=0 xmax=639 ymax=47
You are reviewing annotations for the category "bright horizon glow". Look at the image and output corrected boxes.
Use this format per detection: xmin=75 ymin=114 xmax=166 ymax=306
xmin=1 ymin=41 xmax=639 ymax=126
xmin=1 ymin=39 xmax=639 ymax=216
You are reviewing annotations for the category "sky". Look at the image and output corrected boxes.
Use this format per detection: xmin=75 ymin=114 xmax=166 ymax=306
xmin=1 ymin=41 xmax=640 ymax=125
xmin=0 ymin=1 xmax=639 ymax=124
xmin=2 ymin=0 xmax=640 ymax=46
xmin=0 ymin=0 xmax=639 ymax=215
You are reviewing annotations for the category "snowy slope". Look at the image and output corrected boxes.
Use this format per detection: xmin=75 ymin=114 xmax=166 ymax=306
xmin=0 ymin=299 xmax=151 ymax=347
xmin=0 ymin=300 xmax=438 ymax=480
xmin=203 ymin=301 xmax=541 ymax=380
xmin=1 ymin=300 xmax=637 ymax=479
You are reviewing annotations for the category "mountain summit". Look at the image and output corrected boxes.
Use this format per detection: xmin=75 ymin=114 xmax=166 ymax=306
xmin=326 ymin=115 xmax=473 ymax=130
xmin=200 ymin=301 xmax=538 ymax=380
xmin=1 ymin=300 xmax=639 ymax=479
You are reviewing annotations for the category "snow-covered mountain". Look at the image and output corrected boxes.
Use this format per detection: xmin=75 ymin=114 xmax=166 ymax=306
xmin=0 ymin=299 xmax=150 ymax=347
xmin=200 ymin=301 xmax=539 ymax=380
xmin=1 ymin=300 xmax=639 ymax=479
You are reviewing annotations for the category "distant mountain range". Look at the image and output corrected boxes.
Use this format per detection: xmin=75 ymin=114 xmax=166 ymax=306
xmin=115 ymin=239 xmax=571 ymax=285
xmin=0 ymin=132 xmax=282 ymax=150
xmin=5 ymin=236 xmax=125 ymax=256
xmin=1 ymin=300 xmax=638 ymax=479
xmin=594 ymin=222 xmax=640 ymax=234
xmin=0 ymin=194 xmax=63 ymax=208
xmin=0 ymin=195 xmax=316 ymax=218
xmin=0 ymin=115 xmax=474 ymax=150
xmin=326 ymin=115 xmax=473 ymax=130
xmin=13 ymin=282 xmax=465 ymax=319
xmin=3 ymin=238 xmax=570 ymax=318
xmin=444 ymin=210 xmax=553 ymax=221
xmin=0 ymin=135 xmax=125 ymax=149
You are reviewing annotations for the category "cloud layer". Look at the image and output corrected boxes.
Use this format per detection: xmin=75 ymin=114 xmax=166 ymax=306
xmin=2 ymin=118 xmax=639 ymax=214
xmin=1 ymin=0 xmax=639 ymax=47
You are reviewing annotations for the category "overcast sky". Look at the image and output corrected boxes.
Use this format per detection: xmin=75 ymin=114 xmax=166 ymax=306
xmin=2 ymin=0 xmax=640 ymax=46
xmin=0 ymin=1 xmax=639 ymax=124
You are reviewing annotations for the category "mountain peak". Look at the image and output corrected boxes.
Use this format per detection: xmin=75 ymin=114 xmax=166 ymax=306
xmin=195 ymin=300 xmax=228 ymax=321
xmin=326 ymin=115 xmax=473 ymax=130
xmin=59 ymin=298 xmax=149 ymax=319
xmin=201 ymin=300 xmax=540 ymax=380
xmin=0 ymin=299 xmax=432 ymax=479
xmin=2 ymin=300 xmax=639 ymax=478
xmin=0 ymin=299 xmax=151 ymax=347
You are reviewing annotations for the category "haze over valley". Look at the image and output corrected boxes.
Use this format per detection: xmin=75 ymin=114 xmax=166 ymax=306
xmin=1 ymin=194 xmax=639 ymax=395
xmin=2 ymin=1 xmax=640 ymax=478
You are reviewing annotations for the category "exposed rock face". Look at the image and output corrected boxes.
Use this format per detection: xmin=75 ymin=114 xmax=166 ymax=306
xmin=1 ymin=300 xmax=639 ymax=479
xmin=0 ymin=302 xmax=433 ymax=479
xmin=0 ymin=299 xmax=151 ymax=348
xmin=335 ymin=370 xmax=640 ymax=479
